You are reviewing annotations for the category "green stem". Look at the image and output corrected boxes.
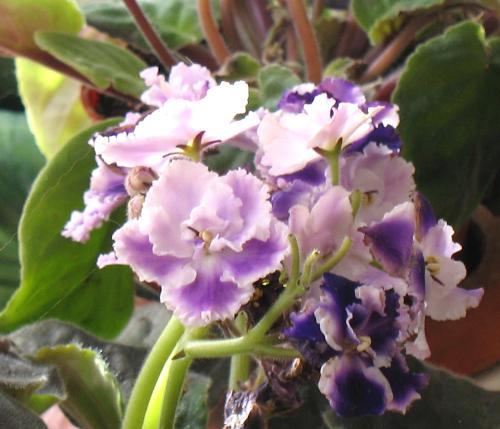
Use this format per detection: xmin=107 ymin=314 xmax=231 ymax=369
xmin=288 ymin=235 xmax=300 ymax=284
xmin=121 ymin=317 xmax=184 ymax=429
xmin=310 ymin=237 xmax=352 ymax=282
xmin=183 ymin=337 xmax=299 ymax=359
xmin=299 ymin=249 xmax=320 ymax=288
xmin=229 ymin=313 xmax=250 ymax=391
xmin=142 ymin=328 xmax=206 ymax=429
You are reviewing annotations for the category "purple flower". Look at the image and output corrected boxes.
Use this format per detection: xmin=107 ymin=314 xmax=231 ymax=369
xmin=62 ymin=159 xmax=127 ymax=242
xmin=100 ymin=160 xmax=288 ymax=326
xmin=286 ymin=273 xmax=427 ymax=416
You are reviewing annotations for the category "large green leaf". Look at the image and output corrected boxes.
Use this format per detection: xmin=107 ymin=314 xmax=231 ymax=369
xmin=82 ymin=0 xmax=206 ymax=51
xmin=393 ymin=21 xmax=500 ymax=227
xmin=35 ymin=344 xmax=123 ymax=429
xmin=16 ymin=59 xmax=93 ymax=159
xmin=0 ymin=111 xmax=44 ymax=308
xmin=0 ymin=0 xmax=83 ymax=57
xmin=258 ymin=65 xmax=301 ymax=110
xmin=0 ymin=120 xmax=134 ymax=339
xmin=352 ymin=0 xmax=445 ymax=44
xmin=35 ymin=32 xmax=147 ymax=98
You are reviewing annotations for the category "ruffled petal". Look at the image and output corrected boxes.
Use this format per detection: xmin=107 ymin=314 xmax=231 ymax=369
xmin=319 ymin=355 xmax=392 ymax=417
xmin=107 ymin=220 xmax=195 ymax=286
xmin=161 ymin=251 xmax=253 ymax=326
xmin=381 ymin=354 xmax=428 ymax=413
xmin=361 ymin=202 xmax=415 ymax=276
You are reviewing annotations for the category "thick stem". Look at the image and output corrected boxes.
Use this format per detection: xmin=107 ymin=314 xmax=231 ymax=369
xmin=312 ymin=0 xmax=325 ymax=20
xmin=197 ymin=0 xmax=231 ymax=65
xmin=123 ymin=0 xmax=176 ymax=68
xmin=121 ymin=317 xmax=184 ymax=429
xmin=142 ymin=328 xmax=206 ymax=429
xmin=361 ymin=16 xmax=431 ymax=82
xmin=286 ymin=0 xmax=322 ymax=83
xmin=229 ymin=313 xmax=250 ymax=391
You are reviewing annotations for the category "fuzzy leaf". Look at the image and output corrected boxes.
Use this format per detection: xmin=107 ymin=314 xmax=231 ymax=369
xmin=258 ymin=65 xmax=301 ymax=110
xmin=216 ymin=53 xmax=261 ymax=82
xmin=0 ymin=390 xmax=48 ymax=429
xmin=35 ymin=344 xmax=123 ymax=429
xmin=35 ymin=32 xmax=147 ymax=97
xmin=16 ymin=59 xmax=93 ymax=159
xmin=0 ymin=0 xmax=83 ymax=58
xmin=352 ymin=0 xmax=445 ymax=44
xmin=174 ymin=373 xmax=211 ymax=429
xmin=0 ymin=120 xmax=134 ymax=339
xmin=393 ymin=21 xmax=500 ymax=227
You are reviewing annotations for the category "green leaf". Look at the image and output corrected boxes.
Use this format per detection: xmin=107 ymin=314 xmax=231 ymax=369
xmin=82 ymin=0 xmax=206 ymax=51
xmin=0 ymin=390 xmax=48 ymax=429
xmin=16 ymin=58 xmax=93 ymax=159
xmin=35 ymin=32 xmax=147 ymax=97
xmin=216 ymin=52 xmax=261 ymax=82
xmin=393 ymin=21 xmax=500 ymax=227
xmin=35 ymin=344 xmax=123 ymax=429
xmin=352 ymin=0 xmax=445 ymax=44
xmin=0 ymin=120 xmax=134 ymax=339
xmin=174 ymin=373 xmax=211 ymax=429
xmin=0 ymin=111 xmax=44 ymax=307
xmin=0 ymin=0 xmax=83 ymax=57
xmin=323 ymin=57 xmax=361 ymax=80
xmin=314 ymin=9 xmax=345 ymax=62
xmin=257 ymin=65 xmax=301 ymax=110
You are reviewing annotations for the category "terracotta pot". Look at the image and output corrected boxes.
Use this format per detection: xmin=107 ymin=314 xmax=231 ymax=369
xmin=427 ymin=206 xmax=500 ymax=375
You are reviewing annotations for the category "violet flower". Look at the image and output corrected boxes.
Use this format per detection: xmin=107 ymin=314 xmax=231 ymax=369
xmin=100 ymin=160 xmax=288 ymax=326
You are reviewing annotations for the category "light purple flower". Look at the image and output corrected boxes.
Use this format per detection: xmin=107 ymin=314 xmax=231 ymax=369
xmin=257 ymin=94 xmax=379 ymax=176
xmin=62 ymin=159 xmax=127 ymax=242
xmin=341 ymin=143 xmax=415 ymax=224
xmin=140 ymin=63 xmax=215 ymax=107
xmin=93 ymin=80 xmax=259 ymax=169
xmin=101 ymin=160 xmax=288 ymax=326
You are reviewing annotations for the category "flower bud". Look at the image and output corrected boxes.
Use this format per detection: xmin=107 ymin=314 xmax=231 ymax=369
xmin=128 ymin=194 xmax=145 ymax=219
xmin=125 ymin=167 xmax=157 ymax=196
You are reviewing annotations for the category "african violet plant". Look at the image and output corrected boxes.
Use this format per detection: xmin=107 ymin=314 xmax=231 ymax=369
xmin=0 ymin=0 xmax=499 ymax=428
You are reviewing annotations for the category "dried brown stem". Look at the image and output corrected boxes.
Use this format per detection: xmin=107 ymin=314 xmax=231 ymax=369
xmin=361 ymin=16 xmax=432 ymax=82
xmin=197 ymin=0 xmax=230 ymax=65
xmin=123 ymin=0 xmax=176 ymax=68
xmin=313 ymin=0 xmax=325 ymax=20
xmin=286 ymin=0 xmax=322 ymax=83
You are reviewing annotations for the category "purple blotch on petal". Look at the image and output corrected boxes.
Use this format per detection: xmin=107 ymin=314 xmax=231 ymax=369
xmin=345 ymin=124 xmax=401 ymax=154
xmin=320 ymin=355 xmax=391 ymax=417
xmin=319 ymin=78 xmax=366 ymax=105
xmin=361 ymin=215 xmax=415 ymax=276
xmin=381 ymin=354 xmax=429 ymax=413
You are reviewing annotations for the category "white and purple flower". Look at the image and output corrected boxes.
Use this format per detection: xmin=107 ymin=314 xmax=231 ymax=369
xmin=100 ymin=160 xmax=288 ymax=326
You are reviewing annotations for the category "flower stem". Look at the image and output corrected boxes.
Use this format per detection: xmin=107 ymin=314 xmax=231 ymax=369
xmin=142 ymin=327 xmax=206 ymax=429
xmin=123 ymin=0 xmax=176 ymax=68
xmin=310 ymin=237 xmax=352 ymax=282
xmin=286 ymin=0 xmax=322 ymax=83
xmin=197 ymin=0 xmax=231 ymax=65
xmin=229 ymin=312 xmax=250 ymax=391
xmin=121 ymin=317 xmax=184 ymax=429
